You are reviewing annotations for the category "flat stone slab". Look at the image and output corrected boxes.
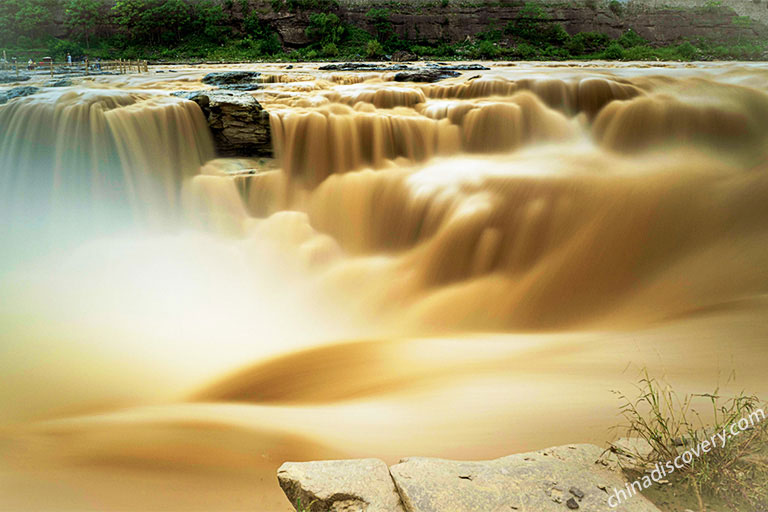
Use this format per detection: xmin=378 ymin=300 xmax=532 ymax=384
xmin=278 ymin=458 xmax=406 ymax=512
xmin=389 ymin=444 xmax=661 ymax=512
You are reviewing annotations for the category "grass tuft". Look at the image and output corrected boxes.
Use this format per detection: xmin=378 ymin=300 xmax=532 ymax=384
xmin=611 ymin=369 xmax=768 ymax=511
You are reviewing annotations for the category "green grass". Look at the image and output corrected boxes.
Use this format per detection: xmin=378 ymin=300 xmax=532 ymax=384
xmin=611 ymin=369 xmax=768 ymax=511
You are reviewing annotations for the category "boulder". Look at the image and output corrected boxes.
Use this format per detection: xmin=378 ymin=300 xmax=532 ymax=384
xmin=0 ymin=86 xmax=40 ymax=105
xmin=173 ymin=89 xmax=271 ymax=157
xmin=392 ymin=51 xmax=417 ymax=62
xmin=393 ymin=69 xmax=460 ymax=83
xmin=318 ymin=63 xmax=412 ymax=72
xmin=47 ymin=78 xmax=73 ymax=87
xmin=200 ymin=71 xmax=261 ymax=91
xmin=389 ymin=444 xmax=662 ymax=512
xmin=0 ymin=73 xmax=30 ymax=84
xmin=277 ymin=459 xmax=406 ymax=512
xmin=431 ymin=63 xmax=490 ymax=71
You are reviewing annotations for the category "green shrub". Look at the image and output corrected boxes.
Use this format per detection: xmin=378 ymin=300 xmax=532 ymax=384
xmin=512 ymin=42 xmax=539 ymax=59
xmin=703 ymin=0 xmax=723 ymax=10
xmin=505 ymin=3 xmax=569 ymax=47
xmin=48 ymin=38 xmax=85 ymax=59
xmin=608 ymin=0 xmax=624 ymax=16
xmin=675 ymin=41 xmax=698 ymax=60
xmin=618 ymin=28 xmax=645 ymax=48
xmin=259 ymin=33 xmax=282 ymax=55
xmin=621 ymin=44 xmax=656 ymax=60
xmin=306 ymin=12 xmax=344 ymax=45
xmin=365 ymin=39 xmax=384 ymax=59
xmin=321 ymin=42 xmax=339 ymax=57
xmin=602 ymin=42 xmax=624 ymax=59
xmin=471 ymin=39 xmax=500 ymax=59
xmin=366 ymin=8 xmax=393 ymax=46
xmin=568 ymin=31 xmax=610 ymax=53
xmin=476 ymin=28 xmax=502 ymax=43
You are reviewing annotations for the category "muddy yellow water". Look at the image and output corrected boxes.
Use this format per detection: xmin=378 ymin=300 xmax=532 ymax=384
xmin=1 ymin=61 xmax=767 ymax=510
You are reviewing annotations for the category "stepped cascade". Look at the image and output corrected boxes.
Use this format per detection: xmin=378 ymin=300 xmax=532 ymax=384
xmin=1 ymin=62 xmax=767 ymax=511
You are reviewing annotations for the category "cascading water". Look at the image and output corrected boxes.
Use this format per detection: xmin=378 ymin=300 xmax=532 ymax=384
xmin=1 ymin=62 xmax=768 ymax=511
xmin=0 ymin=90 xmax=214 ymax=232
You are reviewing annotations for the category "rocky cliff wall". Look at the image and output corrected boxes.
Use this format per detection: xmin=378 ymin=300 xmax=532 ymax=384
xmin=41 ymin=0 xmax=768 ymax=51
xmin=259 ymin=0 xmax=767 ymax=48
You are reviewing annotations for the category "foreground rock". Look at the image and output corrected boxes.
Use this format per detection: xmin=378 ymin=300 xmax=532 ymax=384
xmin=278 ymin=459 xmax=405 ymax=512
xmin=173 ymin=89 xmax=271 ymax=157
xmin=201 ymin=71 xmax=261 ymax=91
xmin=391 ymin=445 xmax=661 ymax=512
xmin=278 ymin=444 xmax=662 ymax=512
xmin=394 ymin=69 xmax=460 ymax=83
xmin=0 ymin=86 xmax=39 ymax=105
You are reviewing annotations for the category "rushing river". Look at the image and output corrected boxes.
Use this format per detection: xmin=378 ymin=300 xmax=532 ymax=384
xmin=1 ymin=61 xmax=767 ymax=511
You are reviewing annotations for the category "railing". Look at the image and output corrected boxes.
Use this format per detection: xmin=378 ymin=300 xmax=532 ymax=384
xmin=0 ymin=59 xmax=150 ymax=78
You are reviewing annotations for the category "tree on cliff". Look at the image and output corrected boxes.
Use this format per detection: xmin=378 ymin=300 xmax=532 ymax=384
xmin=0 ymin=0 xmax=57 ymax=44
xmin=65 ymin=0 xmax=102 ymax=48
xmin=112 ymin=0 xmax=192 ymax=44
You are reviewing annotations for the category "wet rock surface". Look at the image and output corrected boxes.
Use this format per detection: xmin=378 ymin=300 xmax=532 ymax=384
xmin=394 ymin=69 xmax=460 ymax=83
xmin=278 ymin=459 xmax=406 ymax=512
xmin=0 ymin=86 xmax=40 ymax=105
xmin=278 ymin=444 xmax=664 ymax=512
xmin=0 ymin=73 xmax=30 ymax=84
xmin=426 ymin=63 xmax=490 ymax=71
xmin=201 ymin=71 xmax=261 ymax=91
xmin=173 ymin=89 xmax=271 ymax=157
xmin=46 ymin=78 xmax=73 ymax=87
xmin=318 ymin=63 xmax=412 ymax=72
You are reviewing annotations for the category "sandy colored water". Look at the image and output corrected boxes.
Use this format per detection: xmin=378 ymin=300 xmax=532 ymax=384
xmin=1 ymin=61 xmax=767 ymax=510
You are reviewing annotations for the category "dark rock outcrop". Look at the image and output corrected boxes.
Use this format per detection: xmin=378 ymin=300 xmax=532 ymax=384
xmin=392 ymin=50 xmax=417 ymax=62
xmin=429 ymin=63 xmax=490 ymax=71
xmin=173 ymin=89 xmax=271 ymax=157
xmin=0 ymin=86 xmax=40 ymax=105
xmin=394 ymin=69 xmax=460 ymax=83
xmin=0 ymin=73 xmax=30 ymax=84
xmin=201 ymin=71 xmax=261 ymax=91
xmin=318 ymin=63 xmax=412 ymax=71
xmin=47 ymin=78 xmax=73 ymax=87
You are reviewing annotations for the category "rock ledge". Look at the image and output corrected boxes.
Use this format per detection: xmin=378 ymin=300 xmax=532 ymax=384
xmin=277 ymin=444 xmax=663 ymax=512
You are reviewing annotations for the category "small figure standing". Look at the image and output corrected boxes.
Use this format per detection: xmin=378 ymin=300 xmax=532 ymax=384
xmin=27 ymin=59 xmax=34 ymax=70
xmin=67 ymin=53 xmax=72 ymax=67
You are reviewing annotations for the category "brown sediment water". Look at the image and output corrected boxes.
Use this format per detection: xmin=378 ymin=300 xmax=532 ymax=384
xmin=0 ymin=61 xmax=767 ymax=511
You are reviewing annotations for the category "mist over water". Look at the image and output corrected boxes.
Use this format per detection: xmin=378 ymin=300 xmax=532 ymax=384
xmin=1 ymin=62 xmax=768 ymax=510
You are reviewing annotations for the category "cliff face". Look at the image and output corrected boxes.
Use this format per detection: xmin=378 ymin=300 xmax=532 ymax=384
xmin=340 ymin=4 xmax=764 ymax=46
xmin=258 ymin=0 xmax=767 ymax=48
xmin=41 ymin=0 xmax=768 ymax=50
